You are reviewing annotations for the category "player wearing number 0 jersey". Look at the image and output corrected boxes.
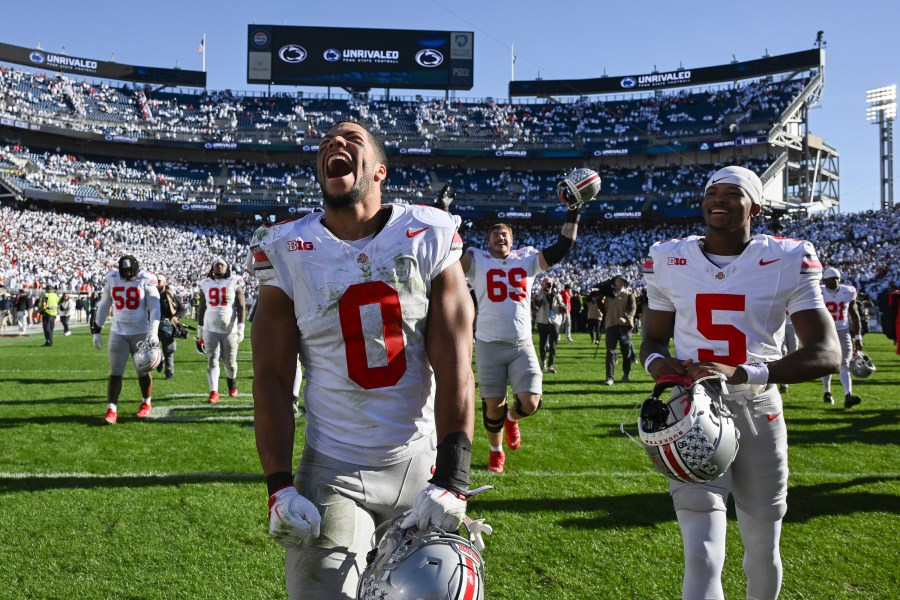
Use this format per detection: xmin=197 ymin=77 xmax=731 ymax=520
xmin=92 ymin=255 xmax=161 ymax=424
xmin=820 ymin=267 xmax=863 ymax=408
xmin=641 ymin=166 xmax=840 ymax=600
xmin=251 ymin=120 xmax=475 ymax=600
xmin=197 ymin=258 xmax=246 ymax=402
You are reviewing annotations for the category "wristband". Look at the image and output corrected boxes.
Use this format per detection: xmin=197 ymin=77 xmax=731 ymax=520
xmin=854 ymin=334 xmax=863 ymax=341
xmin=643 ymin=353 xmax=665 ymax=375
xmin=565 ymin=208 xmax=581 ymax=224
xmin=739 ymin=362 xmax=769 ymax=385
xmin=265 ymin=471 xmax=294 ymax=496
xmin=429 ymin=431 xmax=472 ymax=495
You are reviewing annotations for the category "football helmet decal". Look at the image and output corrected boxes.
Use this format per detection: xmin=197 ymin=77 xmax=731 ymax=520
xmin=118 ymin=255 xmax=140 ymax=280
xmin=133 ymin=339 xmax=162 ymax=374
xmin=357 ymin=513 xmax=485 ymax=600
xmin=623 ymin=375 xmax=739 ymax=484
xmin=849 ymin=351 xmax=876 ymax=378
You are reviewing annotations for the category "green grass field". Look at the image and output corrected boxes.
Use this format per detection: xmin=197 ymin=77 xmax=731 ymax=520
xmin=1 ymin=322 xmax=897 ymax=599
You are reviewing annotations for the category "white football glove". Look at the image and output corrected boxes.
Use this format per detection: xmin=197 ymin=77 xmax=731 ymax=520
xmin=401 ymin=483 xmax=467 ymax=532
xmin=267 ymin=485 xmax=321 ymax=548
xmin=145 ymin=332 xmax=159 ymax=347
xmin=237 ymin=323 xmax=246 ymax=344
xmin=464 ymin=517 xmax=493 ymax=552
xmin=92 ymin=333 xmax=103 ymax=350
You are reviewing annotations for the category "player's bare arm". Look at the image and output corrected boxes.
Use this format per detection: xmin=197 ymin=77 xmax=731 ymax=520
xmin=426 ymin=260 xmax=475 ymax=443
xmin=252 ymin=285 xmax=300 ymax=478
xmin=235 ymin=287 xmax=247 ymax=323
xmin=641 ymin=307 xmax=692 ymax=379
xmin=768 ymin=307 xmax=841 ymax=382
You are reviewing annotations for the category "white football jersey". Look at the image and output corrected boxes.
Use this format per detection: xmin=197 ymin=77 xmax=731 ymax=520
xmin=251 ymin=204 xmax=463 ymax=466
xmin=99 ymin=269 xmax=160 ymax=336
xmin=465 ymin=246 xmax=543 ymax=343
xmin=821 ymin=283 xmax=857 ymax=331
xmin=199 ymin=274 xmax=245 ymax=334
xmin=644 ymin=235 xmax=825 ymax=365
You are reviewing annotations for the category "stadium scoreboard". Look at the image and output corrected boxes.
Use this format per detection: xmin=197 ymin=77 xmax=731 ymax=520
xmin=247 ymin=25 xmax=473 ymax=90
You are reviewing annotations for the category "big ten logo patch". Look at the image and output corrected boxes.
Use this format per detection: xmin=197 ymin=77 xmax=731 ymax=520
xmin=288 ymin=239 xmax=315 ymax=251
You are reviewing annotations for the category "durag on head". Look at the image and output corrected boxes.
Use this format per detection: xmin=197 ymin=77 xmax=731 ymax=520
xmin=705 ymin=166 xmax=762 ymax=206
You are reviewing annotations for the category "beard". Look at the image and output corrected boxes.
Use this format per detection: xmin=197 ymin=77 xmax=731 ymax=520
xmin=322 ymin=184 xmax=363 ymax=209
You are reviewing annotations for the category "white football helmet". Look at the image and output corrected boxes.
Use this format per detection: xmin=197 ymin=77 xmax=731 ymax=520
xmin=557 ymin=167 xmax=601 ymax=210
xmin=634 ymin=375 xmax=739 ymax=483
xmin=133 ymin=339 xmax=162 ymax=374
xmin=357 ymin=514 xmax=485 ymax=600
xmin=849 ymin=351 xmax=876 ymax=378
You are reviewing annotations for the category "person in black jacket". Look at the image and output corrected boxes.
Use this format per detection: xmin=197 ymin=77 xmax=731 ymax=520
xmin=156 ymin=275 xmax=185 ymax=379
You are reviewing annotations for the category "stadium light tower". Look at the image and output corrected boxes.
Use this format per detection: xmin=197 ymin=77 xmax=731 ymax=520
xmin=866 ymin=85 xmax=896 ymax=210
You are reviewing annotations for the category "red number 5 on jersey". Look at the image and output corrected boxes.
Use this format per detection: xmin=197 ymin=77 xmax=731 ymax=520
xmin=696 ymin=293 xmax=747 ymax=365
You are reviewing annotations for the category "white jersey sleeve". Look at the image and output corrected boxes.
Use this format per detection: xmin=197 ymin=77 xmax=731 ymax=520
xmin=249 ymin=204 xmax=463 ymax=466
xmin=821 ymin=283 xmax=857 ymax=331
xmin=199 ymin=274 xmax=245 ymax=334
xmin=466 ymin=246 xmax=542 ymax=343
xmin=644 ymin=235 xmax=825 ymax=365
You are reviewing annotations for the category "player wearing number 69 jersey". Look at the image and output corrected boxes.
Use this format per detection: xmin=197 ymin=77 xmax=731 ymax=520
xmin=641 ymin=166 xmax=840 ymax=600
xmin=92 ymin=255 xmax=161 ymax=424
xmin=250 ymin=121 xmax=475 ymax=600
xmin=459 ymin=213 xmax=580 ymax=473
xmin=197 ymin=258 xmax=246 ymax=403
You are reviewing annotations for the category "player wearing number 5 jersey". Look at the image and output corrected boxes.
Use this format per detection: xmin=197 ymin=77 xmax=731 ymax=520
xmin=251 ymin=121 xmax=475 ymax=600
xmin=92 ymin=255 xmax=161 ymax=424
xmin=819 ymin=267 xmax=863 ymax=408
xmin=197 ymin=258 xmax=247 ymax=403
xmin=641 ymin=166 xmax=840 ymax=600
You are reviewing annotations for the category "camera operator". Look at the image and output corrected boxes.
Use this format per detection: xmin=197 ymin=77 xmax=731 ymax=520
xmin=535 ymin=278 xmax=566 ymax=373
xmin=585 ymin=288 xmax=604 ymax=345
xmin=157 ymin=275 xmax=185 ymax=379
xmin=602 ymin=275 xmax=636 ymax=386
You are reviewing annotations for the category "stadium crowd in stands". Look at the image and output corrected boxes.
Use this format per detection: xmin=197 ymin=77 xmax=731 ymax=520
xmin=1 ymin=202 xmax=896 ymax=326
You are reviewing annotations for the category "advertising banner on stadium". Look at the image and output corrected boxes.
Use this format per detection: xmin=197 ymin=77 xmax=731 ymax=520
xmin=247 ymin=25 xmax=473 ymax=90
xmin=509 ymin=49 xmax=822 ymax=97
xmin=0 ymin=42 xmax=206 ymax=87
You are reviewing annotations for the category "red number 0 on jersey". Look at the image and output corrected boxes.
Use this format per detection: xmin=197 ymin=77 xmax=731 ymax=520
xmin=486 ymin=268 xmax=527 ymax=302
xmin=339 ymin=281 xmax=407 ymax=389
xmin=696 ymin=293 xmax=747 ymax=365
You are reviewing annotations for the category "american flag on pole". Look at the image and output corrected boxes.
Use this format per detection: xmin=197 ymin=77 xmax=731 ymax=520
xmin=197 ymin=38 xmax=205 ymax=54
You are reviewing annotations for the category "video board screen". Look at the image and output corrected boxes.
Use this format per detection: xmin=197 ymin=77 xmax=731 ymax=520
xmin=247 ymin=25 xmax=473 ymax=90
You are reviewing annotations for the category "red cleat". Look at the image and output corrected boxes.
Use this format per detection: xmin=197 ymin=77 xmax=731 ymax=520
xmin=487 ymin=450 xmax=505 ymax=473
xmin=228 ymin=388 xmax=239 ymax=398
xmin=208 ymin=391 xmax=220 ymax=404
xmin=504 ymin=418 xmax=521 ymax=450
xmin=135 ymin=402 xmax=151 ymax=419
xmin=103 ymin=408 xmax=117 ymax=425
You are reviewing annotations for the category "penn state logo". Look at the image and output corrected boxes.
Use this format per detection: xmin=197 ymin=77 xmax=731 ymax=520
xmin=620 ymin=77 xmax=637 ymax=89
xmin=323 ymin=48 xmax=341 ymax=62
xmin=279 ymin=45 xmax=308 ymax=63
xmin=29 ymin=51 xmax=45 ymax=64
xmin=415 ymin=49 xmax=443 ymax=67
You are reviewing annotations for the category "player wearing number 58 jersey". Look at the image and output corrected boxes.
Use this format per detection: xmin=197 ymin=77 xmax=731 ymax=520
xmin=251 ymin=121 xmax=475 ymax=600
xmin=641 ymin=166 xmax=840 ymax=600
xmin=197 ymin=258 xmax=246 ymax=403
xmin=92 ymin=255 xmax=161 ymax=424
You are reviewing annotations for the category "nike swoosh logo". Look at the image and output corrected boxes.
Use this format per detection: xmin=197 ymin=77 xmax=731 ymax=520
xmin=759 ymin=259 xmax=781 ymax=266
xmin=406 ymin=227 xmax=429 ymax=238
xmin=710 ymin=177 xmax=727 ymax=184
xmin=768 ymin=412 xmax=782 ymax=422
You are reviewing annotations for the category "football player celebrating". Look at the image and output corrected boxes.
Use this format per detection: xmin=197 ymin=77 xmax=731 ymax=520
xmin=197 ymin=258 xmax=247 ymax=402
xmin=92 ymin=255 xmax=161 ymax=424
xmin=820 ymin=267 xmax=863 ymax=408
xmin=454 ymin=168 xmax=597 ymax=474
xmin=641 ymin=166 xmax=840 ymax=600
xmin=250 ymin=120 xmax=475 ymax=600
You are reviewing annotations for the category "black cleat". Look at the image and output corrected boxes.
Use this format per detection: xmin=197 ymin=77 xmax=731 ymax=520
xmin=823 ymin=392 xmax=834 ymax=405
xmin=844 ymin=393 xmax=861 ymax=409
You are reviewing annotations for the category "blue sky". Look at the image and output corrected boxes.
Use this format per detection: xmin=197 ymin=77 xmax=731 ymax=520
xmin=3 ymin=0 xmax=898 ymax=214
